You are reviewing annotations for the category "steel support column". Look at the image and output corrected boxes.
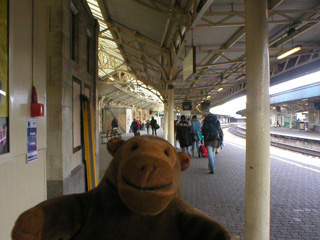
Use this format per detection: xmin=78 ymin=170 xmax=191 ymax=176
xmin=163 ymin=99 xmax=168 ymax=140
xmin=245 ymin=1 xmax=270 ymax=240
xmin=167 ymin=86 xmax=175 ymax=146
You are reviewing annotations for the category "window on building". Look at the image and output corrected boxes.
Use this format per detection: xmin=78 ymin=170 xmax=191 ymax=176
xmin=87 ymin=29 xmax=93 ymax=74
xmin=70 ymin=2 xmax=79 ymax=61
xmin=73 ymin=78 xmax=82 ymax=153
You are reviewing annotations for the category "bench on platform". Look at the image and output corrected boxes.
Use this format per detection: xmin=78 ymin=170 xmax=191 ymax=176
xmin=100 ymin=130 xmax=122 ymax=143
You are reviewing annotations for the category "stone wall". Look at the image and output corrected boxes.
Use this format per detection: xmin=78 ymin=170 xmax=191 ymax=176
xmin=133 ymin=107 xmax=150 ymax=121
xmin=46 ymin=0 xmax=98 ymax=198
xmin=102 ymin=106 xmax=152 ymax=133
xmin=103 ymin=107 xmax=130 ymax=133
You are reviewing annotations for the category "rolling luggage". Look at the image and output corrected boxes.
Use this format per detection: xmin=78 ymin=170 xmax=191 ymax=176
xmin=199 ymin=144 xmax=208 ymax=158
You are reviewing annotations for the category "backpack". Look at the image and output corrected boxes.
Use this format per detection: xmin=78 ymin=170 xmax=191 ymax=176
xmin=132 ymin=121 xmax=138 ymax=129
xmin=202 ymin=115 xmax=220 ymax=141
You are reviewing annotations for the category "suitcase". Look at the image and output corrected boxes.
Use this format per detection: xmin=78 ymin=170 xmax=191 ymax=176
xmin=199 ymin=144 xmax=208 ymax=158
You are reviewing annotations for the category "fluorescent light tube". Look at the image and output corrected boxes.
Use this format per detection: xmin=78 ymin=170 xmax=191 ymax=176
xmin=277 ymin=46 xmax=302 ymax=60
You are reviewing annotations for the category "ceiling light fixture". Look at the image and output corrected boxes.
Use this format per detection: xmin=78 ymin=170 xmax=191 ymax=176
xmin=217 ymin=87 xmax=223 ymax=91
xmin=277 ymin=45 xmax=302 ymax=60
xmin=0 ymin=90 xmax=6 ymax=96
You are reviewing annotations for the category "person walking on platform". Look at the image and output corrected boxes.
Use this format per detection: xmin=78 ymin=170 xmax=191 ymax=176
xmin=146 ymin=119 xmax=150 ymax=135
xmin=190 ymin=115 xmax=203 ymax=157
xmin=131 ymin=118 xmax=140 ymax=136
xmin=176 ymin=115 xmax=193 ymax=156
xmin=202 ymin=113 xmax=223 ymax=174
xmin=150 ymin=117 xmax=157 ymax=136
xmin=111 ymin=117 xmax=118 ymax=131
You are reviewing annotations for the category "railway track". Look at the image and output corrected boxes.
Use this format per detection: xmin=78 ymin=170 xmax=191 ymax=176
xmin=229 ymin=127 xmax=320 ymax=158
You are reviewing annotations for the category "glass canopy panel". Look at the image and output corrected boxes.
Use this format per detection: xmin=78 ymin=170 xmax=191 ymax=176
xmin=86 ymin=0 xmax=162 ymax=104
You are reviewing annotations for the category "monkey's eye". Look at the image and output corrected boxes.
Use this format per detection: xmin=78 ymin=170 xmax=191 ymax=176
xmin=164 ymin=150 xmax=169 ymax=157
xmin=132 ymin=144 xmax=138 ymax=151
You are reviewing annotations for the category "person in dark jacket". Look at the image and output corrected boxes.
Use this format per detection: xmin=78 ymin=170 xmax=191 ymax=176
xmin=150 ymin=117 xmax=157 ymax=136
xmin=131 ymin=119 xmax=139 ymax=136
xmin=202 ymin=114 xmax=223 ymax=174
xmin=176 ymin=115 xmax=192 ymax=156
xmin=111 ymin=117 xmax=118 ymax=130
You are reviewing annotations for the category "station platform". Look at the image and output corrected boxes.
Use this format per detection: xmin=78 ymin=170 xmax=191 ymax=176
xmin=270 ymin=126 xmax=320 ymax=140
xmin=99 ymin=128 xmax=320 ymax=240
xmin=229 ymin=123 xmax=320 ymax=140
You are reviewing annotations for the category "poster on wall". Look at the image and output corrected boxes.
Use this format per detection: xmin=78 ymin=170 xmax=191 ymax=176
xmin=27 ymin=118 xmax=38 ymax=163
xmin=0 ymin=117 xmax=8 ymax=154
xmin=0 ymin=0 xmax=9 ymax=155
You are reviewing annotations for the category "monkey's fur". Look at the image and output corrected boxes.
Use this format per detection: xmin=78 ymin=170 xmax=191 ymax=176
xmin=12 ymin=136 xmax=232 ymax=240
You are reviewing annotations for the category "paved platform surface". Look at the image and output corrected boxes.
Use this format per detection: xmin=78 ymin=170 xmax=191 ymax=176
xmin=99 ymin=128 xmax=320 ymax=240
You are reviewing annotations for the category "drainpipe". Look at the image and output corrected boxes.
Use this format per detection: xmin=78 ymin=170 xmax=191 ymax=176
xmin=245 ymin=0 xmax=270 ymax=240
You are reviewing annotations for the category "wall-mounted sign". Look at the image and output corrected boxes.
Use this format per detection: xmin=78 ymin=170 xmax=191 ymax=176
xmin=27 ymin=118 xmax=38 ymax=163
xmin=183 ymin=47 xmax=196 ymax=82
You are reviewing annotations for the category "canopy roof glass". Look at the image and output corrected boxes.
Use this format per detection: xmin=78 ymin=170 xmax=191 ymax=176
xmin=86 ymin=0 xmax=163 ymax=105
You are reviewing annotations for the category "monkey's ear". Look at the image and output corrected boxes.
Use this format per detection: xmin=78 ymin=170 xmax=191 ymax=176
xmin=178 ymin=152 xmax=190 ymax=171
xmin=107 ymin=138 xmax=125 ymax=156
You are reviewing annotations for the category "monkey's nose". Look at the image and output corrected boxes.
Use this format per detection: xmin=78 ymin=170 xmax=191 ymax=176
xmin=140 ymin=165 xmax=157 ymax=186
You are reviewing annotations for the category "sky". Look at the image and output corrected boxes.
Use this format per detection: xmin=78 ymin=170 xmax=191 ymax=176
xmin=210 ymin=70 xmax=320 ymax=118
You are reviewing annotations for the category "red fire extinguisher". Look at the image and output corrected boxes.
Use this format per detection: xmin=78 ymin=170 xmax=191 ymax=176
xmin=31 ymin=86 xmax=44 ymax=117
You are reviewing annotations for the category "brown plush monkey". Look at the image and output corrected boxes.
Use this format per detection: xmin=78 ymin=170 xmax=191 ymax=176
xmin=12 ymin=136 xmax=232 ymax=240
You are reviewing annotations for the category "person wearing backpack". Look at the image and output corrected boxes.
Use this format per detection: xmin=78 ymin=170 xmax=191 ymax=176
xmin=201 ymin=114 xmax=223 ymax=174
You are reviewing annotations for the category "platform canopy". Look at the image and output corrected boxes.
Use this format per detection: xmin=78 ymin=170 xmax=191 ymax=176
xmin=87 ymin=0 xmax=320 ymax=112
